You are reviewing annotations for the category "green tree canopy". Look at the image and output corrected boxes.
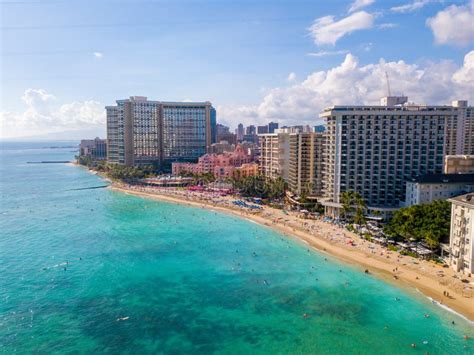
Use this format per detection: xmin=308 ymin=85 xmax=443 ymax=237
xmin=384 ymin=200 xmax=451 ymax=249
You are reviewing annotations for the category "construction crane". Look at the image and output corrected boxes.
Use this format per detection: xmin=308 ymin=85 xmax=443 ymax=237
xmin=385 ymin=71 xmax=392 ymax=97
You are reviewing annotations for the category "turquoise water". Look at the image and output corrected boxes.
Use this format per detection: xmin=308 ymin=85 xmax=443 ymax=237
xmin=0 ymin=142 xmax=473 ymax=354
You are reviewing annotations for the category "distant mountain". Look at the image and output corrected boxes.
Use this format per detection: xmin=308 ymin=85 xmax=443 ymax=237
xmin=1 ymin=127 xmax=106 ymax=142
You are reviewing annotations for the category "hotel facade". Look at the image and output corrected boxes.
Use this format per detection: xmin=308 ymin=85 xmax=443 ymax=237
xmin=287 ymin=132 xmax=325 ymax=197
xmin=106 ymin=96 xmax=216 ymax=169
xmin=448 ymin=193 xmax=474 ymax=275
xmin=259 ymin=130 xmax=324 ymax=197
xmin=320 ymin=97 xmax=455 ymax=216
xmin=444 ymin=155 xmax=474 ymax=174
xmin=171 ymin=144 xmax=257 ymax=179
xmin=259 ymin=133 xmax=290 ymax=181
xmin=449 ymin=100 xmax=474 ymax=156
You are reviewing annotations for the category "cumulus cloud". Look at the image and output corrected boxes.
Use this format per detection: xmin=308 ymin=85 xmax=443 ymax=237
xmin=391 ymin=0 xmax=436 ymax=13
xmin=287 ymin=72 xmax=297 ymax=82
xmin=0 ymin=89 xmax=105 ymax=138
xmin=307 ymin=50 xmax=349 ymax=57
xmin=93 ymin=52 xmax=103 ymax=59
xmin=426 ymin=2 xmax=474 ymax=47
xmin=349 ymin=0 xmax=375 ymax=13
xmin=452 ymin=50 xmax=474 ymax=84
xmin=217 ymin=51 xmax=474 ymax=128
xmin=308 ymin=11 xmax=374 ymax=46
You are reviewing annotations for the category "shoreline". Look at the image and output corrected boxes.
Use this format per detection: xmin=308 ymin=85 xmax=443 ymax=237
xmin=110 ymin=184 xmax=474 ymax=322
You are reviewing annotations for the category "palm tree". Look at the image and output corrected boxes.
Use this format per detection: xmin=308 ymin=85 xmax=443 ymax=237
xmin=353 ymin=192 xmax=367 ymax=225
xmin=341 ymin=190 xmax=366 ymax=224
xmin=341 ymin=191 xmax=355 ymax=221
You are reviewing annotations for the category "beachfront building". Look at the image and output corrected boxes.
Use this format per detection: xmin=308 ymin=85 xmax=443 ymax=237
xmin=277 ymin=125 xmax=313 ymax=134
xmin=106 ymin=96 xmax=216 ymax=169
xmin=449 ymin=100 xmax=474 ymax=155
xmin=259 ymin=129 xmax=324 ymax=197
xmin=214 ymin=162 xmax=259 ymax=179
xmin=259 ymin=132 xmax=290 ymax=180
xmin=405 ymin=174 xmax=474 ymax=206
xmin=171 ymin=144 xmax=254 ymax=178
xmin=287 ymin=132 xmax=325 ymax=197
xmin=444 ymin=155 xmax=474 ymax=174
xmin=79 ymin=138 xmax=107 ymax=160
xmin=236 ymin=162 xmax=259 ymax=177
xmin=448 ymin=193 xmax=474 ymax=275
xmin=320 ymin=96 xmax=452 ymax=217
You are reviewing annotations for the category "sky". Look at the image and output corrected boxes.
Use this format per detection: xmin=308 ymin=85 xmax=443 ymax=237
xmin=1 ymin=0 xmax=473 ymax=139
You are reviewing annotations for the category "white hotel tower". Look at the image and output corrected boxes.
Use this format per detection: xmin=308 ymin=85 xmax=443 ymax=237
xmin=320 ymin=96 xmax=466 ymax=217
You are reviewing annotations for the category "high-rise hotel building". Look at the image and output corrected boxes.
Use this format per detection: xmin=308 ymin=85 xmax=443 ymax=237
xmin=106 ymin=96 xmax=216 ymax=168
xmin=320 ymin=97 xmax=456 ymax=216
xmin=450 ymin=100 xmax=474 ymax=155
xmin=259 ymin=129 xmax=324 ymax=197
xmin=259 ymin=133 xmax=290 ymax=181
xmin=287 ymin=132 xmax=325 ymax=196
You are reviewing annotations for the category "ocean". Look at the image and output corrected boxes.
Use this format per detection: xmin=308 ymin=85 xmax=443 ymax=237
xmin=0 ymin=142 xmax=472 ymax=354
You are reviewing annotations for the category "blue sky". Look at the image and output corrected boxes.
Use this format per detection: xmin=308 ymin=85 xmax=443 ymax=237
xmin=1 ymin=0 xmax=473 ymax=138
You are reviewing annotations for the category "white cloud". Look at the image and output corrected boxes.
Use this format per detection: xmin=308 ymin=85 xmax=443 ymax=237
xmin=217 ymin=51 xmax=474 ymax=128
xmin=307 ymin=50 xmax=349 ymax=57
xmin=93 ymin=52 xmax=103 ymax=59
xmin=426 ymin=2 xmax=474 ymax=47
xmin=349 ymin=0 xmax=375 ymax=13
xmin=453 ymin=50 xmax=474 ymax=84
xmin=0 ymin=89 xmax=105 ymax=139
xmin=378 ymin=23 xmax=398 ymax=29
xmin=391 ymin=0 xmax=435 ymax=13
xmin=308 ymin=11 xmax=374 ymax=46
xmin=287 ymin=72 xmax=297 ymax=82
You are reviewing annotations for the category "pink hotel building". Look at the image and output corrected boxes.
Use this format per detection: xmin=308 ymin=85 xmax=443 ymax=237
xmin=172 ymin=144 xmax=258 ymax=178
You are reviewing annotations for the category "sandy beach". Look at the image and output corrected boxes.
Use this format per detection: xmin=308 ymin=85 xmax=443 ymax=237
xmin=111 ymin=184 xmax=474 ymax=322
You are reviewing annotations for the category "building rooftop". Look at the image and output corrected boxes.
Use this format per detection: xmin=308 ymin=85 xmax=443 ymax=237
xmin=408 ymin=174 xmax=474 ymax=184
xmin=449 ymin=193 xmax=474 ymax=207
xmin=445 ymin=155 xmax=474 ymax=159
xmin=321 ymin=105 xmax=456 ymax=113
xmin=111 ymin=97 xmax=212 ymax=106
